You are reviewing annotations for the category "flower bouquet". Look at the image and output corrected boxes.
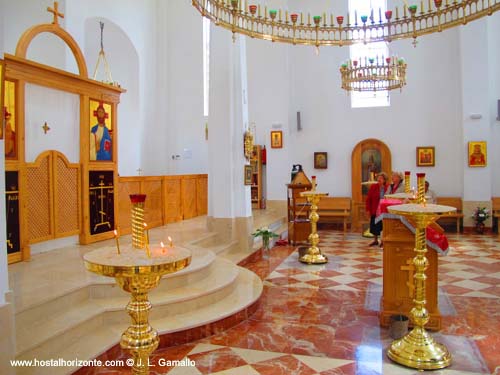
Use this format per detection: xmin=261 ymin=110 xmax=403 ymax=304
xmin=472 ymin=207 xmax=489 ymax=233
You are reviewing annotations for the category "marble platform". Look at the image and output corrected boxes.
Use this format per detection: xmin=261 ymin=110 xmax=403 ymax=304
xmin=9 ymin=206 xmax=288 ymax=375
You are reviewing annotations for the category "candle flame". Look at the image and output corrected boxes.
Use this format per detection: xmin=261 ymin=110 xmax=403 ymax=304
xmin=168 ymin=236 xmax=172 ymax=241
xmin=144 ymin=223 xmax=148 ymax=228
xmin=160 ymin=241 xmax=165 ymax=248
xmin=114 ymin=229 xmax=118 ymax=236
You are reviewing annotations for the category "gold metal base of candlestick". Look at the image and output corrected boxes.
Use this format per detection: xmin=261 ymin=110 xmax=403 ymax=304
xmin=362 ymin=228 xmax=374 ymax=238
xmin=299 ymin=245 xmax=328 ymax=264
xmin=387 ymin=327 xmax=451 ymax=370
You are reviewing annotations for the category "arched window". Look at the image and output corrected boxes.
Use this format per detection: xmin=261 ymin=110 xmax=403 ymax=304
xmin=349 ymin=0 xmax=390 ymax=108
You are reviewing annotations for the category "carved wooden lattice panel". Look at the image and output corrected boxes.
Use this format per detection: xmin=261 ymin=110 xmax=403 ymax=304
xmin=55 ymin=155 xmax=79 ymax=236
xmin=26 ymin=154 xmax=52 ymax=242
xmin=117 ymin=180 xmax=141 ymax=234
xmin=196 ymin=176 xmax=208 ymax=216
xmin=182 ymin=177 xmax=197 ymax=219
xmin=143 ymin=179 xmax=163 ymax=227
xmin=164 ymin=178 xmax=182 ymax=223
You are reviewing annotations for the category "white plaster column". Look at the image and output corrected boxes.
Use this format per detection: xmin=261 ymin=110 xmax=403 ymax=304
xmin=488 ymin=14 xmax=500 ymax=196
xmin=207 ymin=25 xmax=253 ymax=249
xmin=460 ymin=20 xmax=492 ymax=226
xmin=0 ymin=13 xmax=16 ymax=373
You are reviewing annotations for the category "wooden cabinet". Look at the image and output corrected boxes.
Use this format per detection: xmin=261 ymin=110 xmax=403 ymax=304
xmin=287 ymin=173 xmax=312 ymax=245
xmin=251 ymin=145 xmax=263 ymax=209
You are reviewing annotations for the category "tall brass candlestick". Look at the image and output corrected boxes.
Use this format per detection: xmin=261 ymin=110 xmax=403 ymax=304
xmin=416 ymin=172 xmax=426 ymax=205
xmin=299 ymin=176 xmax=328 ymax=264
xmin=130 ymin=194 xmax=147 ymax=249
xmin=404 ymin=171 xmax=411 ymax=194
xmin=387 ymin=173 xmax=455 ymax=370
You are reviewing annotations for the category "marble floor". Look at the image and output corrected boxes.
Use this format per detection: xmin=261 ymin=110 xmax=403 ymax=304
xmin=78 ymin=230 xmax=500 ymax=375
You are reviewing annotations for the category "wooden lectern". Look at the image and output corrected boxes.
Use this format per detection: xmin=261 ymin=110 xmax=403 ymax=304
xmin=380 ymin=217 xmax=442 ymax=331
xmin=287 ymin=170 xmax=312 ymax=245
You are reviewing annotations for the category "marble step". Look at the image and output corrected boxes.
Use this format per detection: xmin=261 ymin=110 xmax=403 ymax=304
xmin=14 ymin=247 xmax=215 ymax=330
xmin=16 ymin=267 xmax=262 ymax=375
xmin=14 ymin=247 xmax=215 ymax=316
xmin=15 ymin=256 xmax=237 ymax=357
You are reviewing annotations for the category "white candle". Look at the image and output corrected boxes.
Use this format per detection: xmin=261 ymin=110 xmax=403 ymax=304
xmin=113 ymin=229 xmax=120 ymax=255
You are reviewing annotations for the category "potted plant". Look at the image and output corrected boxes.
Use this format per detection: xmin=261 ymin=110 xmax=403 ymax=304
xmin=252 ymin=227 xmax=279 ymax=257
xmin=472 ymin=206 xmax=490 ymax=234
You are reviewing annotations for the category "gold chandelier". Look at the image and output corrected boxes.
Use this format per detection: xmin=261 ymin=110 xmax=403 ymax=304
xmin=340 ymin=56 xmax=407 ymax=92
xmin=192 ymin=0 xmax=500 ymax=47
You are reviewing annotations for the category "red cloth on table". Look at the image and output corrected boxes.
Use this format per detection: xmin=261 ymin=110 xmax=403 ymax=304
xmin=377 ymin=199 xmax=450 ymax=253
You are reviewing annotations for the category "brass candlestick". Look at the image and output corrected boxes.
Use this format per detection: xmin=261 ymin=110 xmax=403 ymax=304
xmin=386 ymin=173 xmax=455 ymax=370
xmin=299 ymin=176 xmax=328 ymax=264
xmin=404 ymin=171 xmax=411 ymax=194
xmin=84 ymin=193 xmax=191 ymax=375
xmin=130 ymin=194 xmax=146 ymax=249
xmin=84 ymin=247 xmax=191 ymax=375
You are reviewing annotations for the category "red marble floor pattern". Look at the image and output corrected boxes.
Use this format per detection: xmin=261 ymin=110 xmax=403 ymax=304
xmin=74 ymin=231 xmax=500 ymax=374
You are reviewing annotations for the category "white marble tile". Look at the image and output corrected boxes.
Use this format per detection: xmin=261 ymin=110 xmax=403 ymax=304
xmin=293 ymin=354 xmax=353 ymax=372
xmin=189 ymin=343 xmax=226 ymax=355
xmin=451 ymin=280 xmax=490 ymax=291
xmin=168 ymin=361 xmax=203 ymax=375
xmin=231 ymin=347 xmax=285 ymax=364
xmin=446 ymin=271 xmax=482 ymax=279
xmin=211 ymin=365 xmax=261 ymax=374
xmin=330 ymin=274 xmax=363 ymax=284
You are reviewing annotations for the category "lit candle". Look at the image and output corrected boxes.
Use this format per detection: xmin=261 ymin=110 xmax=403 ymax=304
xmin=168 ymin=236 xmax=173 ymax=247
xmin=113 ymin=229 xmax=120 ymax=255
xmin=160 ymin=241 xmax=166 ymax=254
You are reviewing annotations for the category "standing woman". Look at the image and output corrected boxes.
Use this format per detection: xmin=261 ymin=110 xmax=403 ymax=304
xmin=389 ymin=171 xmax=404 ymax=194
xmin=366 ymin=172 xmax=389 ymax=246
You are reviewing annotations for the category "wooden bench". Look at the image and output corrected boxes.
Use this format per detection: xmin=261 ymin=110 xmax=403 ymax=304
xmin=436 ymin=197 xmax=464 ymax=233
xmin=317 ymin=197 xmax=351 ymax=233
xmin=492 ymin=197 xmax=500 ymax=237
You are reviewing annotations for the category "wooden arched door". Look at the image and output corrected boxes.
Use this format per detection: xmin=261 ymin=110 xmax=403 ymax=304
xmin=351 ymin=139 xmax=391 ymax=232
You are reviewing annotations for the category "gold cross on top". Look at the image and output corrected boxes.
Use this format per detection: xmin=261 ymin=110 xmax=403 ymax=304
xmin=47 ymin=1 xmax=64 ymax=25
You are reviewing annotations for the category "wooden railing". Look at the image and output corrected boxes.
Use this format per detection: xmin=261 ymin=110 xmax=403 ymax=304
xmin=117 ymin=174 xmax=208 ymax=234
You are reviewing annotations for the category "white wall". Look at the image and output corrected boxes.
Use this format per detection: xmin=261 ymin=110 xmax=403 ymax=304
xmin=25 ymin=84 xmax=80 ymax=163
xmin=65 ymin=0 xmax=158 ymax=176
xmin=247 ymin=38 xmax=290 ymax=200
xmin=2 ymin=0 xmax=68 ymax=71
xmin=84 ymin=17 xmax=140 ymax=176
xmin=460 ymin=20 xmax=492 ymax=201
xmin=489 ymin=15 xmax=500 ymax=196
xmin=164 ymin=0 xmax=208 ymax=175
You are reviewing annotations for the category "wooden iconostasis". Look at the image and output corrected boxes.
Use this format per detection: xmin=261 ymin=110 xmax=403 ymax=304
xmin=2 ymin=19 xmax=209 ymax=264
xmin=2 ymin=19 xmax=124 ymax=263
